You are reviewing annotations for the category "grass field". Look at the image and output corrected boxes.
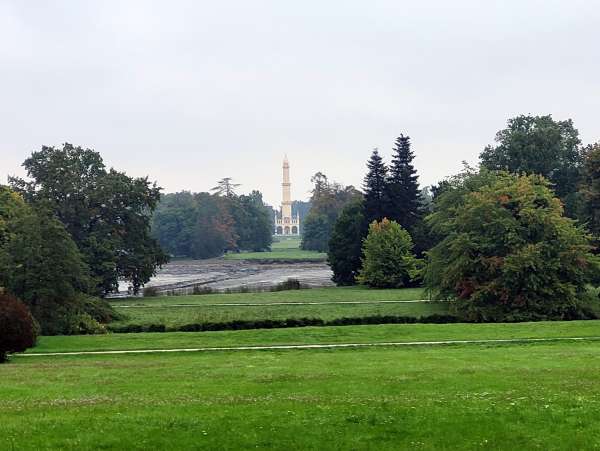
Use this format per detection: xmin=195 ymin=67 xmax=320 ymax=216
xmin=3 ymin=321 xmax=600 ymax=449
xmin=110 ymin=287 xmax=434 ymax=329
xmin=119 ymin=286 xmax=428 ymax=306
xmin=224 ymin=236 xmax=326 ymax=260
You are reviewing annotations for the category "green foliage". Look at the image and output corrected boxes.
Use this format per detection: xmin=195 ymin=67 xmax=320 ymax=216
xmin=328 ymin=198 xmax=368 ymax=285
xmin=301 ymin=213 xmax=330 ymax=252
xmin=301 ymin=172 xmax=360 ymax=252
xmin=0 ymin=293 xmax=37 ymax=363
xmin=386 ymin=134 xmax=421 ymax=229
xmin=426 ymin=171 xmax=600 ymax=321
xmin=9 ymin=143 xmax=168 ymax=295
xmin=363 ymin=149 xmax=389 ymax=224
xmin=0 ymin=186 xmax=28 ymax=248
xmin=357 ymin=218 xmax=418 ymax=288
xmin=580 ymin=143 xmax=600 ymax=240
xmin=153 ymin=188 xmax=273 ymax=258
xmin=231 ymin=191 xmax=273 ymax=251
xmin=1 ymin=209 xmax=91 ymax=314
xmin=479 ymin=115 xmax=584 ymax=216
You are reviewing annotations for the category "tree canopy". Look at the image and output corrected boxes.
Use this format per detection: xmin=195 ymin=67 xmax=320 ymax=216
xmin=301 ymin=172 xmax=361 ymax=252
xmin=152 ymin=188 xmax=273 ymax=258
xmin=363 ymin=149 xmax=389 ymax=224
xmin=357 ymin=218 xmax=418 ymax=288
xmin=327 ymin=199 xmax=368 ymax=285
xmin=9 ymin=143 xmax=168 ymax=295
xmin=426 ymin=171 xmax=600 ymax=321
xmin=479 ymin=115 xmax=584 ymax=216
xmin=386 ymin=134 xmax=421 ymax=230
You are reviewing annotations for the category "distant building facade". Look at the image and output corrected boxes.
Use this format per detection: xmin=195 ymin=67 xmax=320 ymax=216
xmin=274 ymin=156 xmax=300 ymax=235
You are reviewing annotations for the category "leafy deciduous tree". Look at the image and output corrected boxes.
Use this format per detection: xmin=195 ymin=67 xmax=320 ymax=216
xmin=9 ymin=143 xmax=168 ymax=295
xmin=479 ymin=115 xmax=584 ymax=216
xmin=426 ymin=171 xmax=600 ymax=321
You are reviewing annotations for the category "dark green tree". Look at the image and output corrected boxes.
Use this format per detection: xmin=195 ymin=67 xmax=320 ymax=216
xmin=1 ymin=209 xmax=93 ymax=332
xmin=301 ymin=213 xmax=330 ymax=252
xmin=10 ymin=143 xmax=168 ymax=295
xmin=231 ymin=191 xmax=273 ymax=251
xmin=363 ymin=149 xmax=389 ymax=224
xmin=327 ymin=198 xmax=368 ymax=285
xmin=479 ymin=115 xmax=584 ymax=216
xmin=426 ymin=171 xmax=600 ymax=321
xmin=386 ymin=134 xmax=421 ymax=229
xmin=151 ymin=191 xmax=197 ymax=257
xmin=580 ymin=143 xmax=600 ymax=244
xmin=211 ymin=177 xmax=241 ymax=197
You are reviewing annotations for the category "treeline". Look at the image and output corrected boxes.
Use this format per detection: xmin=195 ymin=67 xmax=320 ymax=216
xmin=300 ymin=173 xmax=361 ymax=252
xmin=152 ymin=180 xmax=273 ymax=259
xmin=0 ymin=144 xmax=167 ymax=337
xmin=325 ymin=114 xmax=600 ymax=321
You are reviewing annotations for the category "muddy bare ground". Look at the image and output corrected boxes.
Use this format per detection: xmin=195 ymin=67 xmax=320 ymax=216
xmin=121 ymin=258 xmax=334 ymax=295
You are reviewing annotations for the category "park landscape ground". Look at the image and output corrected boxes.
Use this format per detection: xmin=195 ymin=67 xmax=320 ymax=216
xmin=3 ymin=283 xmax=600 ymax=450
xmin=224 ymin=236 xmax=327 ymax=261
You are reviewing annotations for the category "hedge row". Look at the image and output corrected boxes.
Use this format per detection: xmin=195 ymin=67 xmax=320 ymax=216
xmin=108 ymin=314 xmax=460 ymax=334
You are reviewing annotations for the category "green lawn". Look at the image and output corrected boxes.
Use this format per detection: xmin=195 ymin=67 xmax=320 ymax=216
xmin=224 ymin=236 xmax=326 ymax=260
xmin=110 ymin=302 xmax=447 ymax=329
xmin=27 ymin=320 xmax=600 ymax=353
xmin=114 ymin=286 xmax=428 ymax=306
xmin=109 ymin=287 xmax=433 ymax=329
xmin=4 ymin=321 xmax=600 ymax=449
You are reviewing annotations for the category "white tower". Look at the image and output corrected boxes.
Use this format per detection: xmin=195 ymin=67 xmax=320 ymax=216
xmin=274 ymin=156 xmax=300 ymax=235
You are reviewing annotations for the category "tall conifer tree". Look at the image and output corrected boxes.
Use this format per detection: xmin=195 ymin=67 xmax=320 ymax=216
xmin=363 ymin=149 xmax=389 ymax=224
xmin=386 ymin=134 xmax=421 ymax=230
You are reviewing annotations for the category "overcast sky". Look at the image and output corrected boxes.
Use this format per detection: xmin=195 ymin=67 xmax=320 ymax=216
xmin=1 ymin=0 xmax=599 ymax=206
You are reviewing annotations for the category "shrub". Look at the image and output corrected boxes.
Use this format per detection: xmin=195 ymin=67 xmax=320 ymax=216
xmin=0 ymin=293 xmax=38 ymax=362
xmin=357 ymin=218 xmax=419 ymax=288
xmin=28 ymin=296 xmax=119 ymax=336
xmin=192 ymin=285 xmax=213 ymax=295
xmin=143 ymin=286 xmax=159 ymax=297
xmin=273 ymin=278 xmax=302 ymax=291
xmin=426 ymin=171 xmax=600 ymax=321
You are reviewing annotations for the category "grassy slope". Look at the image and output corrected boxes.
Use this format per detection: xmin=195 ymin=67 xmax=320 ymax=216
xmin=3 ymin=336 xmax=600 ymax=449
xmin=29 ymin=320 xmax=600 ymax=353
xmin=109 ymin=287 xmax=435 ymax=328
xmin=112 ymin=287 xmax=428 ymax=306
xmin=109 ymin=302 xmax=448 ymax=328
xmin=224 ymin=236 xmax=326 ymax=260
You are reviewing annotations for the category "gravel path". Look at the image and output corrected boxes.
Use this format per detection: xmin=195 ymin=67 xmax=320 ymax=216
xmin=16 ymin=336 xmax=600 ymax=358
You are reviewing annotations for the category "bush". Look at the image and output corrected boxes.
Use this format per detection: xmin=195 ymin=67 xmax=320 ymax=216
xmin=192 ymin=285 xmax=213 ymax=295
xmin=0 ymin=293 xmax=38 ymax=362
xmin=143 ymin=286 xmax=160 ymax=297
xmin=357 ymin=218 xmax=419 ymax=288
xmin=65 ymin=313 xmax=107 ymax=335
xmin=28 ymin=296 xmax=120 ymax=336
xmin=426 ymin=171 xmax=600 ymax=321
xmin=273 ymin=278 xmax=302 ymax=291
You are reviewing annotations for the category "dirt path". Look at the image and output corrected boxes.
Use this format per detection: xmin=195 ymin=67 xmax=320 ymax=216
xmin=16 ymin=336 xmax=600 ymax=358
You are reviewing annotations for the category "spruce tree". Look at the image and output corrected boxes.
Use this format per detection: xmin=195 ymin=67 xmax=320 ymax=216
xmin=386 ymin=134 xmax=421 ymax=230
xmin=363 ymin=149 xmax=389 ymax=224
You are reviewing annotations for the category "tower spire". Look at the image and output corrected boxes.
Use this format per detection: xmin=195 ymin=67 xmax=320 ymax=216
xmin=274 ymin=155 xmax=300 ymax=236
